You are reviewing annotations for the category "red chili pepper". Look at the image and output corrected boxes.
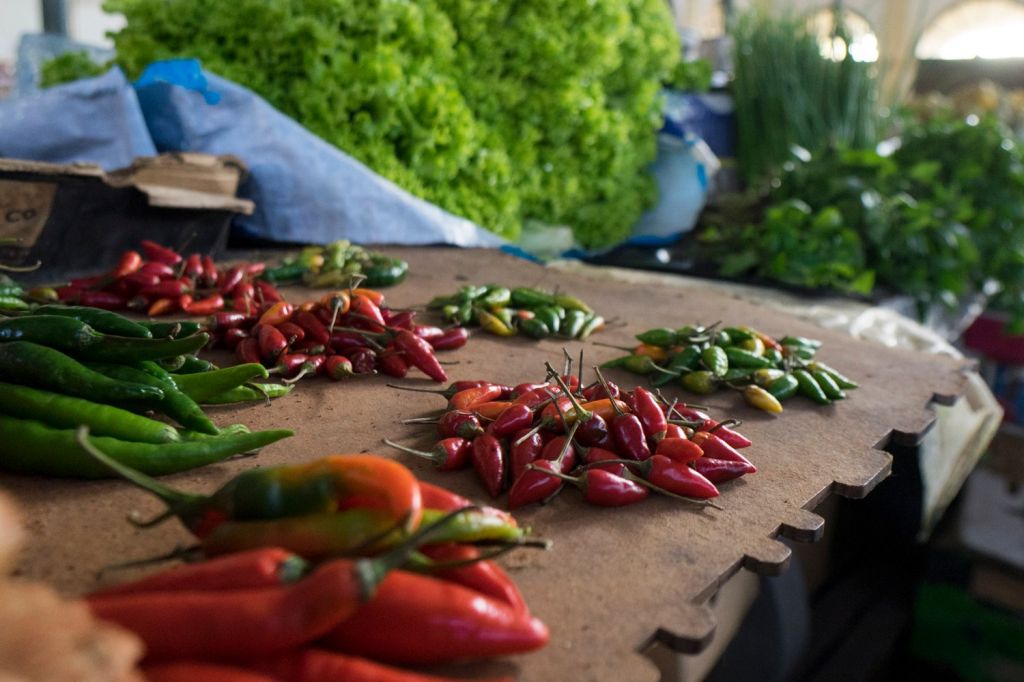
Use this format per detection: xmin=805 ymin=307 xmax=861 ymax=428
xmin=320 ymin=569 xmax=549 ymax=665
xmin=611 ymin=412 xmax=651 ymax=461
xmin=690 ymin=431 xmax=756 ymax=470
xmin=178 ymin=293 xmax=194 ymax=312
xmin=275 ymin=321 xmax=306 ymax=345
xmin=664 ymin=423 xmax=689 ymax=440
xmin=575 ymin=411 xmax=615 ymax=449
xmin=579 ymin=446 xmax=625 ymax=474
xmin=140 ymin=240 xmax=182 ymax=265
xmin=631 ymin=386 xmax=668 ymax=441
xmin=429 ymin=326 xmax=469 ymax=351
xmin=393 ymin=329 xmax=447 ymax=382
xmin=254 ymin=279 xmax=283 ymax=303
xmin=78 ymin=290 xmax=127 ymax=310
xmin=384 ymin=437 xmax=471 ymax=471
xmin=512 ymin=382 xmax=552 ymax=398
xmin=489 ymin=403 xmax=534 ymax=438
xmin=276 ymin=353 xmax=313 ymax=379
xmin=450 ymin=385 xmax=503 ymax=411
xmin=121 ymin=271 xmax=160 ymax=289
xmin=330 ymin=330 xmax=370 ymax=353
xmin=512 ymin=388 xmax=552 ymax=410
xmin=379 ymin=351 xmax=409 ymax=378
xmin=345 ymin=348 xmax=376 ymax=374
xmin=420 ymin=543 xmax=527 ymax=615
xmin=291 ymin=340 xmax=327 ymax=356
xmin=233 ymin=281 xmax=256 ymax=315
xmin=55 ymin=285 xmax=82 ymax=302
xmin=544 ymin=467 xmax=650 ymax=507
xmin=222 ymin=327 xmax=249 ymax=350
xmin=140 ymin=279 xmax=190 ymax=298
xmin=436 ymin=410 xmax=484 ymax=439
xmin=184 ymin=293 xmax=225 ymax=316
xmin=140 ymin=261 xmax=176 ymax=278
xmin=507 ymin=425 xmax=579 ymax=509
xmin=629 ymin=454 xmax=720 ymax=499
xmin=697 ymin=420 xmax=753 ymax=449
xmin=413 ymin=324 xmax=445 ymax=340
xmin=259 ymin=301 xmax=293 ymax=327
xmin=219 ymin=265 xmax=245 ymax=294
xmin=144 ymin=661 xmax=275 ymax=682
xmin=200 ymin=255 xmax=219 ymax=288
xmin=257 ymin=324 xmax=288 ymax=363
xmin=509 ymin=428 xmax=544 ymax=482
xmin=583 ymin=379 xmax=619 ymax=402
xmin=147 ymin=297 xmax=177 ymax=316
xmin=105 ymin=278 xmax=135 ymax=297
xmin=417 ymin=480 xmax=471 ymax=511
xmin=293 ymin=310 xmax=331 ymax=345
xmin=323 ymin=355 xmax=354 ymax=380
xmin=471 ymin=433 xmax=505 ymax=498
xmin=88 ymin=560 xmax=373 ymax=661
xmin=655 ymin=437 xmax=704 ymax=463
xmin=350 ymin=295 xmax=386 ymax=329
xmin=236 ymin=337 xmax=261 ymax=365
xmin=351 ymin=287 xmax=386 ymax=306
xmin=184 ymin=253 xmax=204 ymax=281
xmin=107 ymin=250 xmax=143 ymax=278
xmin=91 ymin=548 xmax=306 ymax=597
xmin=208 ymin=312 xmax=249 ymax=331
xmin=690 ymin=457 xmax=755 ymax=483
xmin=68 ymin=274 xmax=108 ymax=288
xmin=384 ymin=309 xmax=415 ymax=330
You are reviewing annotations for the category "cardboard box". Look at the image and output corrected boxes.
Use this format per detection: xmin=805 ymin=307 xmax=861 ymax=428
xmin=0 ymin=153 xmax=253 ymax=282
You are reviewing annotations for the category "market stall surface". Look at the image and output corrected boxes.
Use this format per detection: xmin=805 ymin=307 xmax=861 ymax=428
xmin=1 ymin=248 xmax=970 ymax=681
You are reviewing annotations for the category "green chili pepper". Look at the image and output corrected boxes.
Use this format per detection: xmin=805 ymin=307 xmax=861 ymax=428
xmin=753 ymin=368 xmax=786 ymax=387
xmin=261 ymin=261 xmax=308 ymax=284
xmin=441 ymin=303 xmax=460 ymax=321
xmin=155 ymin=355 xmax=187 ymax=372
xmin=0 ymin=284 xmax=23 ymax=297
xmin=0 ymin=316 xmax=210 ymax=362
xmin=412 ymin=507 xmax=525 ymax=544
xmin=0 ymin=341 xmax=163 ymax=403
xmin=561 ymin=309 xmax=587 ymax=339
xmin=767 ymin=374 xmax=800 ymax=400
xmin=635 ymin=327 xmax=677 ymax=347
xmin=510 ymin=287 xmax=556 ymax=308
xmin=722 ymin=327 xmax=755 ymax=343
xmin=793 ymin=369 xmax=831 ymax=405
xmin=494 ymin=307 xmax=516 ymax=329
xmin=362 ymin=256 xmax=408 ymax=287
xmin=784 ymin=345 xmax=817 ymax=361
xmin=518 ymin=317 xmax=551 ymax=339
xmin=723 ymin=367 xmax=755 ymax=382
xmin=811 ymin=369 xmax=846 ymax=400
xmin=808 ymin=361 xmax=859 ymax=389
xmin=0 ymin=416 xmax=291 ymax=478
xmin=0 ymin=296 xmax=29 ymax=312
xmin=180 ymin=423 xmax=251 ymax=440
xmin=429 ymin=295 xmax=458 ymax=311
xmin=140 ymin=320 xmax=203 ymax=339
xmin=88 ymin=362 xmax=218 ymax=435
xmin=455 ymin=301 xmax=474 ymax=326
xmin=0 ymin=382 xmax=180 ymax=444
xmin=780 ymin=336 xmax=823 ymax=350
xmin=713 ymin=330 xmax=732 ymax=347
xmin=174 ymin=355 xmax=218 ymax=374
xmin=652 ymin=346 xmax=701 ymax=387
xmin=552 ymin=294 xmax=592 ymax=314
xmin=676 ymin=325 xmax=705 ymax=339
xmin=701 ymin=346 xmax=729 ymax=377
xmin=476 ymin=309 xmax=516 ymax=337
xmin=172 ymin=363 xmax=270 ymax=402
xmin=197 ymin=382 xmax=293 ymax=405
xmin=763 ymin=348 xmax=784 ymax=366
xmin=578 ymin=314 xmax=605 ymax=339
xmin=681 ymin=370 xmax=718 ymax=394
xmin=457 ymin=285 xmax=489 ymax=303
xmin=534 ymin=306 xmax=562 ymax=335
xmin=724 ymin=346 xmax=774 ymax=369
xmin=480 ymin=285 xmax=512 ymax=309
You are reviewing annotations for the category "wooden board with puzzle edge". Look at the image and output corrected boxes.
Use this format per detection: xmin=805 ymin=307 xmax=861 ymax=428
xmin=1 ymin=247 xmax=971 ymax=681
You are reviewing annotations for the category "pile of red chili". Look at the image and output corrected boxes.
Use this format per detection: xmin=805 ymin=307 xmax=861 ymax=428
xmin=206 ymin=286 xmax=467 ymax=383
xmin=55 ymin=240 xmax=279 ymax=317
xmin=388 ymin=359 xmax=756 ymax=509
xmin=82 ymin=435 xmax=547 ymax=681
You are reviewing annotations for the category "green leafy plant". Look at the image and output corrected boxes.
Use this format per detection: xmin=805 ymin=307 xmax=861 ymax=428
xmin=40 ymin=51 xmax=108 ymax=88
xmin=665 ymin=58 xmax=713 ymax=93
xmin=101 ymin=0 xmax=679 ymax=248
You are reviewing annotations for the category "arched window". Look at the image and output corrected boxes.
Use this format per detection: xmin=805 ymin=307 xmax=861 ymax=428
xmin=917 ymin=0 xmax=1024 ymax=60
xmin=807 ymin=8 xmax=879 ymax=63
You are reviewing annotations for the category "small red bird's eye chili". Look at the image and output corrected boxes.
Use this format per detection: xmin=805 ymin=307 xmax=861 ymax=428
xmin=509 ymin=428 xmax=544 ymax=482
xmin=450 ymin=385 xmax=504 ymax=411
xmin=384 ymin=309 xmax=415 ymax=330
xmin=413 ymin=324 xmax=445 ymax=340
xmin=258 ymin=324 xmax=288 ymax=363
xmin=322 ymin=355 xmax=354 ymax=380
xmin=275 ymin=321 xmax=306 ymax=345
xmin=539 ymin=467 xmax=650 ymax=507
xmin=579 ymin=446 xmax=625 ymax=474
xmin=232 ymin=281 xmax=256 ymax=315
xmin=429 ymin=326 xmax=470 ymax=351
xmin=236 ymin=337 xmax=261 ymax=365
xmin=512 ymin=388 xmax=553 ymax=409
xmin=329 ymin=330 xmax=370 ymax=353
xmin=293 ymin=310 xmax=331 ymax=345
xmin=609 ymin=404 xmax=651 ymax=462
xmin=663 ymin=423 xmax=689 ymax=440
xmin=393 ymin=329 xmax=447 ymax=383
xmin=148 ymin=297 xmax=177 ymax=316
xmin=378 ymin=351 xmax=409 ymax=378
xmin=473 ymin=400 xmax=517 ymax=421
xmin=471 ymin=433 xmax=506 ymax=498
xmin=347 ymin=348 xmax=378 ymax=374
xmin=436 ymin=410 xmax=485 ymax=439
xmin=655 ymin=437 xmax=704 ymax=463
xmin=140 ymin=279 xmax=191 ymax=299
xmin=489 ymin=403 xmax=534 ymax=438
xmin=575 ymin=412 xmax=615 ymax=450
xmin=696 ymin=419 xmax=753 ymax=449
xmin=200 ymin=255 xmax=219 ymax=288
xmin=384 ymin=437 xmax=472 ymax=472
xmin=141 ymin=240 xmax=183 ymax=265
xmin=184 ymin=293 xmax=225 ymax=316
xmin=140 ymin=261 xmax=176 ymax=278
xmin=690 ymin=431 xmax=756 ymax=470
xmin=219 ymin=265 xmax=245 ymax=293
xmin=78 ymin=290 xmax=127 ymax=310
xmin=350 ymin=295 xmax=386 ymax=331
xmin=245 ymin=261 xmax=266 ymax=278
xmin=690 ymin=456 xmax=755 ymax=483
xmin=184 ymin=253 xmax=204 ymax=280
xmin=626 ymin=454 xmax=720 ymax=499
xmin=122 ymin=271 xmax=160 ymax=289
xmin=258 ymin=301 xmax=293 ymax=327
xmin=512 ymin=382 xmax=553 ymax=398
xmin=507 ymin=422 xmax=579 ymax=509
xmin=221 ymin=327 xmax=249 ymax=351
xmin=254 ymin=280 xmax=282 ymax=303
xmin=110 ymin=250 xmax=144 ymax=278
xmin=631 ymin=386 xmax=668 ymax=441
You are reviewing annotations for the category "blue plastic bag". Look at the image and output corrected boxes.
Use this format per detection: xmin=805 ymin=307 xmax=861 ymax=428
xmin=133 ymin=61 xmax=504 ymax=247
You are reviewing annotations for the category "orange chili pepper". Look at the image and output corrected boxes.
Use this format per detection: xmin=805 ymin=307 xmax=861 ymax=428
xmin=756 ymin=332 xmax=783 ymax=352
xmin=632 ymin=343 xmax=669 ymax=362
xmin=450 ymin=385 xmax=504 ymax=411
xmin=319 ymin=290 xmax=351 ymax=315
xmin=473 ymin=401 xmax=516 ymax=420
xmin=351 ymin=287 xmax=386 ymax=306
xmin=259 ymin=301 xmax=294 ymax=326
xmin=147 ymin=297 xmax=176 ymax=316
xmin=579 ymin=398 xmax=631 ymax=422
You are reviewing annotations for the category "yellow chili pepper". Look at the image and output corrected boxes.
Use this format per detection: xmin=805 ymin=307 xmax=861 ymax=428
xmin=476 ymin=309 xmax=516 ymax=337
xmin=743 ymin=385 xmax=783 ymax=414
